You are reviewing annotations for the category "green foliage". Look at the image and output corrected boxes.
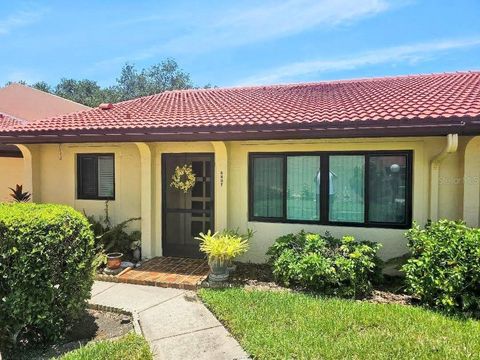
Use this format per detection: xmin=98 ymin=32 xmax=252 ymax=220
xmin=84 ymin=201 xmax=140 ymax=259
xmin=0 ymin=203 xmax=98 ymax=350
xmin=85 ymin=213 xmax=140 ymax=257
xmin=267 ymin=231 xmax=382 ymax=297
xmin=8 ymin=184 xmax=31 ymax=202
xmin=59 ymin=332 xmax=152 ymax=360
xmin=9 ymin=58 xmax=204 ymax=107
xmin=402 ymin=220 xmax=480 ymax=314
xmin=196 ymin=229 xmax=252 ymax=262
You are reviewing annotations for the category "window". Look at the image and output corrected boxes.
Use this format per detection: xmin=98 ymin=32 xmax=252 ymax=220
xmin=249 ymin=151 xmax=412 ymax=228
xmin=329 ymin=155 xmax=364 ymax=223
xmin=77 ymin=154 xmax=115 ymax=200
xmin=287 ymin=156 xmax=320 ymax=221
xmin=251 ymin=156 xmax=284 ymax=218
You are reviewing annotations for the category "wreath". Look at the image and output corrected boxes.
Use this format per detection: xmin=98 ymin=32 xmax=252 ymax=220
xmin=170 ymin=164 xmax=196 ymax=193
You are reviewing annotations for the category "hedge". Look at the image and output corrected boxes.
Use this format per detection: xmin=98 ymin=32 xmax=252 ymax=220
xmin=0 ymin=203 xmax=98 ymax=350
xmin=267 ymin=231 xmax=382 ymax=298
xmin=403 ymin=220 xmax=480 ymax=314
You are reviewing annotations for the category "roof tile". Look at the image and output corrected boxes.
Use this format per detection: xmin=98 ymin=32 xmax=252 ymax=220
xmin=1 ymin=72 xmax=480 ymax=135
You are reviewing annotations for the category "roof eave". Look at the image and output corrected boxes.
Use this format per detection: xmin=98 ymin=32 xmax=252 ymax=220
xmin=1 ymin=116 xmax=479 ymax=144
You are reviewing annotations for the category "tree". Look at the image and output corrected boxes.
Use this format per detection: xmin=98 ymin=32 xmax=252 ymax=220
xmin=31 ymin=81 xmax=52 ymax=93
xmin=5 ymin=80 xmax=27 ymax=86
xmin=3 ymin=58 xmax=201 ymax=107
xmin=54 ymin=79 xmax=105 ymax=108
xmin=115 ymin=59 xmax=193 ymax=101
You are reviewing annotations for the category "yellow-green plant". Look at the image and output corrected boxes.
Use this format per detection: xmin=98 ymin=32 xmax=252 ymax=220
xmin=196 ymin=229 xmax=251 ymax=262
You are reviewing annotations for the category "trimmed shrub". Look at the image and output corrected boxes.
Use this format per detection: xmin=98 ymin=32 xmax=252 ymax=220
xmin=403 ymin=220 xmax=480 ymax=314
xmin=0 ymin=203 xmax=98 ymax=349
xmin=267 ymin=231 xmax=382 ymax=297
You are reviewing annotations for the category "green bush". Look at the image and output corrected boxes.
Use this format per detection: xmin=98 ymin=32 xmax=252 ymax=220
xmin=85 ymin=201 xmax=141 ymax=258
xmin=0 ymin=203 xmax=98 ymax=350
xmin=267 ymin=231 xmax=382 ymax=297
xmin=402 ymin=220 xmax=480 ymax=314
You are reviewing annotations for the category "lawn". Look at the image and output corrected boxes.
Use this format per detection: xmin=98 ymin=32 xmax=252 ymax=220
xmin=199 ymin=288 xmax=480 ymax=360
xmin=58 ymin=333 xmax=152 ymax=360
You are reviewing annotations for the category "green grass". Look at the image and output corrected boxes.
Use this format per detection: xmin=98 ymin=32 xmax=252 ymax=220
xmin=199 ymin=288 xmax=480 ymax=360
xmin=58 ymin=333 xmax=152 ymax=360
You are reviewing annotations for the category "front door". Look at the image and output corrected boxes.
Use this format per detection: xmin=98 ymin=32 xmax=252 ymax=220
xmin=162 ymin=153 xmax=214 ymax=258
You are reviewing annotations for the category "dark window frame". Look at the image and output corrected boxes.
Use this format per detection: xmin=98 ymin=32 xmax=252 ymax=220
xmin=248 ymin=150 xmax=413 ymax=229
xmin=76 ymin=153 xmax=116 ymax=200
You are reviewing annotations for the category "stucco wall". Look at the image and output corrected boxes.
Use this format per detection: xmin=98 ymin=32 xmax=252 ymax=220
xmin=34 ymin=143 xmax=142 ymax=231
xmin=463 ymin=136 xmax=480 ymax=226
xmin=18 ymin=135 xmax=474 ymax=263
xmin=0 ymin=157 xmax=24 ymax=202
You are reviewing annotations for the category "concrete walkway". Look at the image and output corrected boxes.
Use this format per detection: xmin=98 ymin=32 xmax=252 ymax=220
xmin=90 ymin=281 xmax=249 ymax=360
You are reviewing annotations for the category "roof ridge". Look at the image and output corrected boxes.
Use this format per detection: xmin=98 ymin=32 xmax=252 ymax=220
xmin=133 ymin=70 xmax=480 ymax=97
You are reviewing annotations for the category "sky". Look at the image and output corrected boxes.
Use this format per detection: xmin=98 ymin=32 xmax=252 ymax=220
xmin=0 ymin=0 xmax=479 ymax=88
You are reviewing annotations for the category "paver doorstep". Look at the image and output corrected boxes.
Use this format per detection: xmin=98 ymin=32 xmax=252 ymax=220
xmin=110 ymin=256 xmax=210 ymax=289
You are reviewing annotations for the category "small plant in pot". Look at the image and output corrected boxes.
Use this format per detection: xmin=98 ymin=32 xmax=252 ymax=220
xmin=196 ymin=229 xmax=250 ymax=282
xmin=84 ymin=201 xmax=141 ymax=271
xmin=106 ymin=252 xmax=123 ymax=270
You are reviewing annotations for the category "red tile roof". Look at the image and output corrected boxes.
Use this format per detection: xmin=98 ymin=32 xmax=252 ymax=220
xmin=0 ymin=112 xmax=25 ymax=129
xmin=1 ymin=72 xmax=480 ymax=142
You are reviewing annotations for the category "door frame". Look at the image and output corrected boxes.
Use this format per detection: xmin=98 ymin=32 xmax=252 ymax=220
xmin=161 ymin=152 xmax=215 ymax=258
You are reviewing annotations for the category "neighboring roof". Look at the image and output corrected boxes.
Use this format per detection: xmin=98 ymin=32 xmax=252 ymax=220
xmin=1 ymin=72 xmax=480 ymax=143
xmin=0 ymin=83 xmax=90 ymax=122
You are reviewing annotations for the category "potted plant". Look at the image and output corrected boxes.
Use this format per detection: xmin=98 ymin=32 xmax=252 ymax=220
xmin=106 ymin=252 xmax=123 ymax=270
xmin=196 ymin=229 xmax=250 ymax=282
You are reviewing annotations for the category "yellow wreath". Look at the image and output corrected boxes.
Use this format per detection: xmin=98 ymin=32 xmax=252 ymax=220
xmin=170 ymin=164 xmax=196 ymax=193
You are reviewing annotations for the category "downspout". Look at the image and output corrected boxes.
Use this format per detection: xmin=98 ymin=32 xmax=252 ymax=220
xmin=429 ymin=134 xmax=458 ymax=221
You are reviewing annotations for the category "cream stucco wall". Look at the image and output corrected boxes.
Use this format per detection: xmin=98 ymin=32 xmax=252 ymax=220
xmin=27 ymin=143 xmax=142 ymax=231
xmin=14 ymin=135 xmax=478 ymax=263
xmin=0 ymin=156 xmax=24 ymax=202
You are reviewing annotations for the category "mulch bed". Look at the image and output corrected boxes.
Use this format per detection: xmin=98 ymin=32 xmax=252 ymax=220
xmin=8 ymin=309 xmax=133 ymax=360
xmin=227 ymin=262 xmax=416 ymax=305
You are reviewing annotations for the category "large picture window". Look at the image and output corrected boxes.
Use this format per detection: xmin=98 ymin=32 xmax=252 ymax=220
xmin=249 ymin=151 xmax=412 ymax=228
xmin=77 ymin=154 xmax=115 ymax=200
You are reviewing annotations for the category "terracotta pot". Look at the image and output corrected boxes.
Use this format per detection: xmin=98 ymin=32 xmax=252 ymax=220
xmin=106 ymin=252 xmax=123 ymax=270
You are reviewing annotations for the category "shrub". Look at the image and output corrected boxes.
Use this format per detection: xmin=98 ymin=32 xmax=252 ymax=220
xmin=0 ymin=203 xmax=98 ymax=350
xmin=402 ymin=220 xmax=480 ymax=314
xmin=267 ymin=231 xmax=382 ymax=297
xmin=85 ymin=201 xmax=141 ymax=258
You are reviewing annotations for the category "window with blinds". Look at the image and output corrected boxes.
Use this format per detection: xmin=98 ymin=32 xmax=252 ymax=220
xmin=77 ymin=154 xmax=115 ymax=200
xmin=249 ymin=151 xmax=412 ymax=228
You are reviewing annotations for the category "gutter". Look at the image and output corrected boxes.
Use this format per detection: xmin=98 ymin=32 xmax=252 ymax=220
xmin=0 ymin=117 xmax=477 ymax=144
xmin=429 ymin=133 xmax=458 ymax=221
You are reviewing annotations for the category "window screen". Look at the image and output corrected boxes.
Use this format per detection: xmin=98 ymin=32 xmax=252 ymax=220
xmin=77 ymin=154 xmax=115 ymax=200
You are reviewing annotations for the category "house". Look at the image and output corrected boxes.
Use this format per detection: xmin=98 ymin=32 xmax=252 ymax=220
xmin=0 ymin=72 xmax=479 ymax=263
xmin=0 ymin=83 xmax=90 ymax=201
